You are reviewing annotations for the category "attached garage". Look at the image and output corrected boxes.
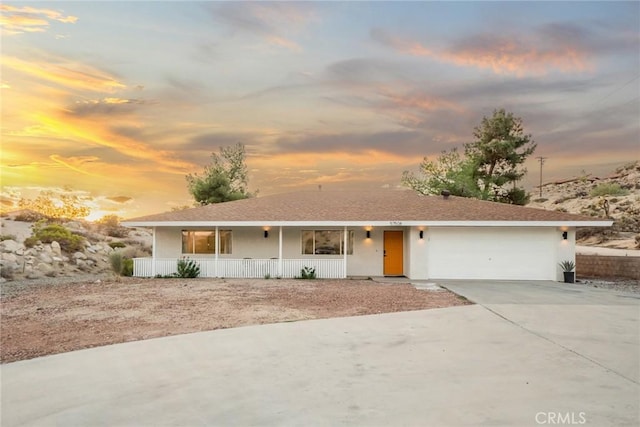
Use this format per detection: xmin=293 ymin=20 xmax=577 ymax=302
xmin=426 ymin=227 xmax=557 ymax=280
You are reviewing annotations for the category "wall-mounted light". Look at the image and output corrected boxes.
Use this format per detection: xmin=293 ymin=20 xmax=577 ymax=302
xmin=419 ymin=230 xmax=424 ymax=239
xmin=264 ymin=230 xmax=269 ymax=238
xmin=562 ymin=231 xmax=568 ymax=240
xmin=366 ymin=230 xmax=371 ymax=239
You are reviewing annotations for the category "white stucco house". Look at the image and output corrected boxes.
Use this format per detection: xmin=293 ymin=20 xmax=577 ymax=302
xmin=122 ymin=190 xmax=612 ymax=281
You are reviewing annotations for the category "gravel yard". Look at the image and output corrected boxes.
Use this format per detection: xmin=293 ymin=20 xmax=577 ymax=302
xmin=0 ymin=277 xmax=469 ymax=363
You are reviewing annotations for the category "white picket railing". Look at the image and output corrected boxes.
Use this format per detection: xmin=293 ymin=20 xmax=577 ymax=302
xmin=133 ymin=258 xmax=345 ymax=279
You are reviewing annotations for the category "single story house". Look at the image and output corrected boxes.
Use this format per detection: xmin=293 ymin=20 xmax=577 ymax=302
xmin=122 ymin=190 xmax=612 ymax=281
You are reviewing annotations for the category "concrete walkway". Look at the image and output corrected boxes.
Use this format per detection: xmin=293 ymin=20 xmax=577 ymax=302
xmin=2 ymin=281 xmax=639 ymax=426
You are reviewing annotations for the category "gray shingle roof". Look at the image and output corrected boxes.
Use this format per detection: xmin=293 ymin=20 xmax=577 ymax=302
xmin=123 ymin=190 xmax=607 ymax=224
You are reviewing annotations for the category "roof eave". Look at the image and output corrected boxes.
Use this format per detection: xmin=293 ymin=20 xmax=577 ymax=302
xmin=122 ymin=220 xmax=614 ymax=228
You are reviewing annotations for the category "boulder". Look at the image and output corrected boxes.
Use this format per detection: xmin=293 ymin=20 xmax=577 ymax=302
xmin=36 ymin=262 xmax=54 ymax=274
xmin=39 ymin=252 xmax=54 ymax=264
xmin=73 ymin=252 xmax=88 ymax=261
xmin=0 ymin=240 xmax=21 ymax=253
xmin=50 ymin=241 xmax=62 ymax=256
xmin=2 ymin=253 xmax=18 ymax=263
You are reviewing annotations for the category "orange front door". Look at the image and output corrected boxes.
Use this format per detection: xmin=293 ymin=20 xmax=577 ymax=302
xmin=384 ymin=231 xmax=404 ymax=276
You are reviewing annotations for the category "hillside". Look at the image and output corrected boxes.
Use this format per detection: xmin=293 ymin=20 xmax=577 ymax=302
xmin=0 ymin=213 xmax=151 ymax=282
xmin=527 ymin=161 xmax=640 ymax=249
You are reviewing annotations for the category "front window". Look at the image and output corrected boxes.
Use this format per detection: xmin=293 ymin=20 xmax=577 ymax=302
xmin=302 ymin=230 xmax=353 ymax=255
xmin=182 ymin=230 xmax=232 ymax=254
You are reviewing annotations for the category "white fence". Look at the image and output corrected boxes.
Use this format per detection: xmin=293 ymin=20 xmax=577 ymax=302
xmin=133 ymin=258 xmax=345 ymax=279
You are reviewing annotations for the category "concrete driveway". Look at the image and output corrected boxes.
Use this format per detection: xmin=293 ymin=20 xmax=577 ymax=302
xmin=1 ymin=281 xmax=638 ymax=426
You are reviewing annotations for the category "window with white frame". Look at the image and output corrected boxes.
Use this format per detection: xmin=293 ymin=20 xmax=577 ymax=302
xmin=181 ymin=230 xmax=232 ymax=254
xmin=302 ymin=230 xmax=353 ymax=255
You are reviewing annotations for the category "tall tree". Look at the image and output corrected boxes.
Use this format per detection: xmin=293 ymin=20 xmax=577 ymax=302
xmin=402 ymin=109 xmax=536 ymax=205
xmin=186 ymin=143 xmax=254 ymax=205
xmin=465 ymin=108 xmax=536 ymax=203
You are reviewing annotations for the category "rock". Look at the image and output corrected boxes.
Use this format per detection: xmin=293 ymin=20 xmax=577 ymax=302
xmin=0 ymin=240 xmax=21 ymax=253
xmin=39 ymin=253 xmax=54 ymax=264
xmin=51 ymin=241 xmax=62 ymax=256
xmin=73 ymin=252 xmax=88 ymax=261
xmin=43 ymin=245 xmax=53 ymax=254
xmin=36 ymin=262 xmax=53 ymax=274
xmin=2 ymin=253 xmax=18 ymax=263
xmin=87 ymin=246 xmax=97 ymax=254
xmin=26 ymin=271 xmax=42 ymax=280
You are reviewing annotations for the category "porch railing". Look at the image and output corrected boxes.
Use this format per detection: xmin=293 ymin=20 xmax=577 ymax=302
xmin=133 ymin=258 xmax=345 ymax=279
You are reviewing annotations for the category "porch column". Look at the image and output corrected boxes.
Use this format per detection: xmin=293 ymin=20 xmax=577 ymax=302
xmin=215 ymin=226 xmax=219 ymax=278
xmin=278 ymin=226 xmax=283 ymax=278
xmin=151 ymin=227 xmax=157 ymax=277
xmin=343 ymin=226 xmax=348 ymax=278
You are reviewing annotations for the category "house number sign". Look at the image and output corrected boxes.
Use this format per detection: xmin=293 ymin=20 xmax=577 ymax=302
xmin=389 ymin=221 xmax=403 ymax=225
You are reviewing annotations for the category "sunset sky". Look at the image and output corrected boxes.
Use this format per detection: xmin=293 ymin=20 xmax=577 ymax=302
xmin=1 ymin=1 xmax=638 ymax=220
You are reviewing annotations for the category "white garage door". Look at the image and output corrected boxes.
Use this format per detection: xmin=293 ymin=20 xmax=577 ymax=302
xmin=427 ymin=227 xmax=556 ymax=280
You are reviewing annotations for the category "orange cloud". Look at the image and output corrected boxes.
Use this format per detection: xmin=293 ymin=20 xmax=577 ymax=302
xmin=31 ymin=112 xmax=194 ymax=175
xmin=378 ymin=89 xmax=464 ymax=113
xmin=2 ymin=56 xmax=125 ymax=92
xmin=442 ymin=39 xmax=590 ymax=76
xmin=375 ymin=30 xmax=590 ymax=76
xmin=49 ymin=155 xmax=100 ymax=177
xmin=0 ymin=4 xmax=77 ymax=35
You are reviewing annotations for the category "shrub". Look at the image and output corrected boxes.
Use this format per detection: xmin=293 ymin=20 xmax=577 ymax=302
xmin=0 ymin=234 xmax=17 ymax=241
xmin=532 ymin=198 xmax=548 ymax=203
xmin=299 ymin=266 xmax=316 ymax=279
xmin=109 ymin=251 xmax=124 ymax=275
xmin=1 ymin=265 xmax=15 ymax=280
xmin=96 ymin=215 xmax=130 ymax=238
xmin=14 ymin=210 xmax=46 ymax=222
xmin=109 ymin=241 xmax=126 ymax=249
xmin=30 ymin=223 xmax=84 ymax=253
xmin=590 ymin=183 xmax=629 ymax=197
xmin=176 ymin=257 xmax=200 ymax=278
xmin=559 ymin=260 xmax=575 ymax=272
xmin=24 ymin=236 xmax=39 ymax=248
xmin=122 ymin=258 xmax=133 ymax=277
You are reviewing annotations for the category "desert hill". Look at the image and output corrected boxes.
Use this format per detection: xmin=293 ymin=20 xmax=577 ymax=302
xmin=0 ymin=212 xmax=151 ymax=282
xmin=527 ymin=161 xmax=640 ymax=249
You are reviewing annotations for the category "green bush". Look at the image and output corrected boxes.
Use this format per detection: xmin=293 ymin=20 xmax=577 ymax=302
xmin=176 ymin=257 xmax=200 ymax=278
xmin=30 ymin=223 xmax=84 ymax=253
xmin=299 ymin=266 xmax=316 ymax=279
xmin=24 ymin=236 xmax=39 ymax=248
xmin=109 ymin=241 xmax=126 ymax=249
xmin=122 ymin=258 xmax=133 ymax=277
xmin=109 ymin=251 xmax=124 ymax=275
xmin=590 ymin=183 xmax=629 ymax=197
xmin=0 ymin=234 xmax=17 ymax=241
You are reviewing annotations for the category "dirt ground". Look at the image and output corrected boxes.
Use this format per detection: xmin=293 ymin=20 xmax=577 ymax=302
xmin=0 ymin=277 xmax=470 ymax=363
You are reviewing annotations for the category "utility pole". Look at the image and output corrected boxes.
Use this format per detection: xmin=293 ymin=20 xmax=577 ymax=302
xmin=536 ymin=156 xmax=547 ymax=198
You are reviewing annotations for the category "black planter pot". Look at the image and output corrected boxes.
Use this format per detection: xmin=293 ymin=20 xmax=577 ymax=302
xmin=563 ymin=271 xmax=575 ymax=283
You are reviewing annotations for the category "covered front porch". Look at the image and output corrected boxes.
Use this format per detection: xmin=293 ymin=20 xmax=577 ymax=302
xmin=132 ymin=257 xmax=346 ymax=279
xmin=132 ymin=225 xmax=358 ymax=278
